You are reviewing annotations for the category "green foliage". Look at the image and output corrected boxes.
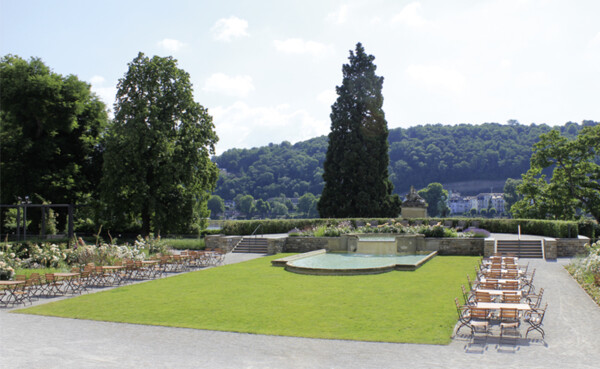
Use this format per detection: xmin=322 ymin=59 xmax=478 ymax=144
xmin=512 ymin=126 xmax=600 ymax=221
xmin=319 ymin=43 xmax=401 ymax=218
xmin=69 ymin=243 xmax=145 ymax=266
xmin=162 ymin=238 xmax=206 ymax=250
xmin=207 ymin=195 xmax=225 ymax=220
xmin=234 ymin=194 xmax=255 ymax=218
xmin=297 ymin=193 xmax=319 ymax=218
xmin=418 ymin=183 xmax=450 ymax=217
xmin=219 ymin=217 xmax=582 ymax=238
xmin=503 ymin=178 xmax=522 ymax=213
xmin=213 ymin=121 xmax=598 ymax=204
xmin=566 ymin=241 xmax=600 ymax=305
xmin=100 ymin=52 xmax=218 ymax=234
xmin=0 ymin=55 xmax=108 ymax=231
xmin=2 ymin=208 xmax=31 ymax=232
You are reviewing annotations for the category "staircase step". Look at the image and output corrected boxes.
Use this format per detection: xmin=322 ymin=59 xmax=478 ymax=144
xmin=496 ymin=240 xmax=544 ymax=258
xmin=233 ymin=237 xmax=269 ymax=254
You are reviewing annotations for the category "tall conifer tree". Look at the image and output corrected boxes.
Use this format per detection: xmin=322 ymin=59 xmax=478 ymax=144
xmin=318 ymin=43 xmax=401 ymax=218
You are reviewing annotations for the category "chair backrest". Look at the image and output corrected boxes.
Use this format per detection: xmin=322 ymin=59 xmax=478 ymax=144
xmin=469 ymin=307 xmax=488 ymax=320
xmin=461 ymin=285 xmax=471 ymax=304
xmin=45 ymin=273 xmax=55 ymax=282
xmin=480 ymin=281 xmax=497 ymax=290
xmin=503 ymin=292 xmax=521 ymax=303
xmin=466 ymin=275 xmax=474 ymax=290
xmin=475 ymin=291 xmax=492 ymax=302
xmin=455 ymin=298 xmax=468 ymax=319
xmin=504 ymin=280 xmax=519 ymax=290
xmin=500 ymin=308 xmax=519 ymax=321
xmin=15 ymin=274 xmax=26 ymax=281
xmin=504 ymin=270 xmax=519 ymax=279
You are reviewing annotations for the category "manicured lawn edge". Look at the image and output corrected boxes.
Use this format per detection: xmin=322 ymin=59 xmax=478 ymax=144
xmin=14 ymin=254 xmax=479 ymax=344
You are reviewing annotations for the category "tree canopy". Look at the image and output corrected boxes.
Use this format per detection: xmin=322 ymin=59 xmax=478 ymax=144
xmin=418 ymin=183 xmax=450 ymax=217
xmin=0 ymin=55 xmax=108 ymax=229
xmin=318 ymin=43 xmax=401 ymax=218
xmin=511 ymin=126 xmax=600 ymax=221
xmin=100 ymin=52 xmax=218 ymax=234
xmin=212 ymin=122 xmax=597 ymax=203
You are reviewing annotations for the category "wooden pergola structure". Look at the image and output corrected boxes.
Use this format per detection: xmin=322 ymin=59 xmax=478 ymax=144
xmin=0 ymin=203 xmax=76 ymax=242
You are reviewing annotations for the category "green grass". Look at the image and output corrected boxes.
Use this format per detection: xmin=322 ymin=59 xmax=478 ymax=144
xmin=14 ymin=254 xmax=479 ymax=344
xmin=14 ymin=267 xmax=68 ymax=278
xmin=162 ymin=238 xmax=205 ymax=250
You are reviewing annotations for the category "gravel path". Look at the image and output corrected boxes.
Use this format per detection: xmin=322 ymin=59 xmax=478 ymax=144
xmin=1 ymin=253 xmax=599 ymax=368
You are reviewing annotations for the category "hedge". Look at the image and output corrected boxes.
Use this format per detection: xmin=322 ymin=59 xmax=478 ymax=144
xmin=220 ymin=217 xmax=596 ymax=239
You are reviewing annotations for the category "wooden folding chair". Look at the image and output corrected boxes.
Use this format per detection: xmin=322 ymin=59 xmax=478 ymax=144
xmin=499 ymin=308 xmax=520 ymax=341
xmin=524 ymin=303 xmax=547 ymax=338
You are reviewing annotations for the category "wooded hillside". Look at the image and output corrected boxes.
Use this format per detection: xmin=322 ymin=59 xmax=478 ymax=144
xmin=213 ymin=121 xmax=597 ymax=200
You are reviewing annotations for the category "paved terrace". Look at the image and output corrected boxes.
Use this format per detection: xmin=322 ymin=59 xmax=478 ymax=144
xmin=1 ymin=253 xmax=599 ymax=368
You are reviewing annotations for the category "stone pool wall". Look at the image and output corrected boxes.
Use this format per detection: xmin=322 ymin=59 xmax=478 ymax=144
xmin=284 ymin=235 xmax=484 ymax=256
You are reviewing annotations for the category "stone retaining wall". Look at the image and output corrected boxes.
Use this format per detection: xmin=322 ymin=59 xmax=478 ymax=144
xmin=207 ymin=234 xmax=588 ymax=258
xmin=423 ymin=238 xmax=485 ymax=256
xmin=283 ymin=237 xmax=347 ymax=253
xmin=283 ymin=235 xmax=484 ymax=255
xmin=556 ymin=236 xmax=590 ymax=257
xmin=205 ymin=235 xmax=241 ymax=252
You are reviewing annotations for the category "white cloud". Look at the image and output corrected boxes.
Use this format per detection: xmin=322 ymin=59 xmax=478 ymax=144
xmin=273 ymin=38 xmax=330 ymax=56
xmin=90 ymin=75 xmax=105 ymax=84
xmin=211 ymin=16 xmax=249 ymax=42
xmin=157 ymin=38 xmax=185 ymax=52
xmin=89 ymin=75 xmax=116 ymax=115
xmin=405 ymin=64 xmax=467 ymax=94
xmin=203 ymin=73 xmax=255 ymax=98
xmin=391 ymin=2 xmax=428 ymax=27
xmin=210 ymin=102 xmax=329 ymax=154
xmin=585 ymin=31 xmax=600 ymax=60
xmin=326 ymin=4 xmax=349 ymax=25
xmin=317 ymin=89 xmax=337 ymax=105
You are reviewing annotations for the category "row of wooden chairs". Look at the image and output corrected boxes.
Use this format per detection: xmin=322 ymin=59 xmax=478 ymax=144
xmin=455 ymin=254 xmax=547 ymax=340
xmin=1 ymin=249 xmax=229 ymax=307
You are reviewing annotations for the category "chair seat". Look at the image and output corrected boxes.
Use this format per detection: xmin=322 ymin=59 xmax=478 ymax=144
xmin=500 ymin=321 xmax=519 ymax=329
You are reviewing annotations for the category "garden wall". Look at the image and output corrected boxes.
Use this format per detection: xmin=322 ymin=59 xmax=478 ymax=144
xmin=283 ymin=235 xmax=484 ymax=256
xmin=207 ymin=234 xmax=588 ymax=258
xmin=556 ymin=236 xmax=590 ymax=257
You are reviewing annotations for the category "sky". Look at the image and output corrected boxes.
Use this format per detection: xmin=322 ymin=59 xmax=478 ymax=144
xmin=2 ymin=0 xmax=599 ymax=154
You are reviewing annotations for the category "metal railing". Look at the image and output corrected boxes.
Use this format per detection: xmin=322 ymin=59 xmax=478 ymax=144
xmin=231 ymin=224 xmax=263 ymax=253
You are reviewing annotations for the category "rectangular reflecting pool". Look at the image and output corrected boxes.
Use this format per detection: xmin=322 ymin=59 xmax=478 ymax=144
xmin=273 ymin=250 xmax=437 ymax=275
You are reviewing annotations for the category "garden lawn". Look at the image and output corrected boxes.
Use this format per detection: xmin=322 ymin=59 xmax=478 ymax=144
xmin=14 ymin=254 xmax=479 ymax=344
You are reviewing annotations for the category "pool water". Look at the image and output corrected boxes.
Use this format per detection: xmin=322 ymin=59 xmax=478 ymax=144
xmin=288 ymin=253 xmax=426 ymax=269
xmin=284 ymin=251 xmax=437 ymax=275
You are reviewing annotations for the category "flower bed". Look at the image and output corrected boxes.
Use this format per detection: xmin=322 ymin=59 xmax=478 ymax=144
xmin=298 ymin=220 xmax=473 ymax=238
xmin=0 ymin=235 xmax=168 ymax=280
xmin=566 ymin=241 xmax=600 ymax=306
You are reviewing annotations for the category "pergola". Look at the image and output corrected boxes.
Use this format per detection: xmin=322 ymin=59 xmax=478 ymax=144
xmin=0 ymin=203 xmax=76 ymax=242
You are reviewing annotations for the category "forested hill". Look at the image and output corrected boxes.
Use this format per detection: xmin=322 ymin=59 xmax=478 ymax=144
xmin=213 ymin=121 xmax=598 ymax=200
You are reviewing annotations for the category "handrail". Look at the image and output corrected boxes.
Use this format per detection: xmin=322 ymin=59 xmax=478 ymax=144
xmin=230 ymin=224 xmax=263 ymax=253
xmin=250 ymin=224 xmax=263 ymax=238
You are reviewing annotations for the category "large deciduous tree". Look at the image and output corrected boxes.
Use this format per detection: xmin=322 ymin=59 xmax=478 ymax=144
xmin=101 ymin=52 xmax=218 ymax=234
xmin=0 ymin=55 xmax=107 ymax=230
xmin=511 ymin=126 xmax=600 ymax=221
xmin=318 ymin=43 xmax=401 ymax=218
xmin=418 ymin=183 xmax=450 ymax=217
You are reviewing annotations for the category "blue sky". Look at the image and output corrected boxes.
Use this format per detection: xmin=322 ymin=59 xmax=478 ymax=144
xmin=2 ymin=0 xmax=599 ymax=154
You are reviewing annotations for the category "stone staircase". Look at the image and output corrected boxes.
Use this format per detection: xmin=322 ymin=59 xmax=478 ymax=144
xmin=233 ymin=237 xmax=269 ymax=254
xmin=496 ymin=240 xmax=544 ymax=258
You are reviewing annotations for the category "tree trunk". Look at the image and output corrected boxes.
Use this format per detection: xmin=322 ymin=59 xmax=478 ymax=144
xmin=141 ymin=203 xmax=151 ymax=236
